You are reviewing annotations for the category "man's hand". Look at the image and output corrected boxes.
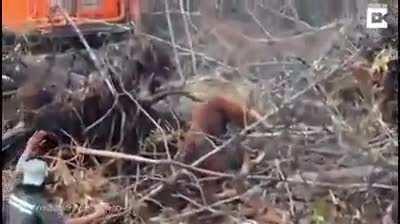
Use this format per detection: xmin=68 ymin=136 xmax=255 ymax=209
xmin=25 ymin=130 xmax=58 ymax=157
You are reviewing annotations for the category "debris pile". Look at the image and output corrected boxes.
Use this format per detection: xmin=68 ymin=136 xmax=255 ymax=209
xmin=2 ymin=4 xmax=398 ymax=224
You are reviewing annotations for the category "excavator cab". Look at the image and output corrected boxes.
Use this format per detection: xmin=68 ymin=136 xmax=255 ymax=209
xmin=2 ymin=0 xmax=141 ymax=52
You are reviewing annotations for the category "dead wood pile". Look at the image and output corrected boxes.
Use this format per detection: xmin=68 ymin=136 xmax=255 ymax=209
xmin=2 ymin=1 xmax=398 ymax=223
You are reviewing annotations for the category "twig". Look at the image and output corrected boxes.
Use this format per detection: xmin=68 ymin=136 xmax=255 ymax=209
xmin=246 ymin=5 xmax=274 ymax=39
xmin=247 ymin=175 xmax=397 ymax=190
xmin=190 ymin=133 xmax=242 ymax=168
xmin=138 ymin=32 xmax=234 ymax=69
xmin=141 ymin=90 xmax=202 ymax=106
xmin=116 ymin=108 xmax=127 ymax=148
xmin=153 ymin=195 xmax=241 ymax=222
xmin=83 ymin=97 xmax=119 ymax=134
xmin=179 ymin=0 xmax=197 ymax=74
xmin=164 ymin=0 xmax=185 ymax=85
xmin=180 ymin=169 xmax=209 ymax=205
xmin=137 ymin=183 xmax=165 ymax=205
xmin=275 ymin=159 xmax=295 ymax=217
xmin=56 ymin=6 xmax=117 ymax=96
xmin=280 ymin=0 xmax=300 ymax=19
xmin=75 ymin=146 xmax=234 ymax=178
xmin=121 ymin=90 xmax=173 ymax=165
xmin=256 ymin=3 xmax=315 ymax=31
xmin=175 ymin=193 xmax=220 ymax=214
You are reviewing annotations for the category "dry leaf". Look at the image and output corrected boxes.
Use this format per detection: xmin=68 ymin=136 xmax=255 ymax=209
xmin=53 ymin=159 xmax=75 ymax=186
xmin=240 ymin=186 xmax=288 ymax=224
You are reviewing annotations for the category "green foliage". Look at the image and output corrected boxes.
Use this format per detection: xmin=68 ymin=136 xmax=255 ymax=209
xmin=311 ymin=198 xmax=331 ymax=224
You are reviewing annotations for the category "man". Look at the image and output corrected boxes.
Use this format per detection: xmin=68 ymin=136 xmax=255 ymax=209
xmin=3 ymin=130 xmax=111 ymax=224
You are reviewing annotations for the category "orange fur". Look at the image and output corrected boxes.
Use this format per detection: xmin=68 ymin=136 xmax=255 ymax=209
xmin=179 ymin=96 xmax=260 ymax=173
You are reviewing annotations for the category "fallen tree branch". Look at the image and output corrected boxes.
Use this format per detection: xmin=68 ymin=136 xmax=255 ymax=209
xmin=164 ymin=0 xmax=185 ymax=85
xmin=141 ymin=89 xmax=203 ymax=106
xmin=179 ymin=0 xmax=197 ymax=74
xmin=75 ymin=146 xmax=235 ymax=178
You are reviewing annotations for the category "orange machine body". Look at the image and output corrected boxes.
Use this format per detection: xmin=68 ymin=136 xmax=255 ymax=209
xmin=2 ymin=0 xmax=141 ymax=34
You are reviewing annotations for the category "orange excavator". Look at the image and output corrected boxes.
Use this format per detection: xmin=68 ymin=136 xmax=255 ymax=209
xmin=2 ymin=0 xmax=142 ymax=51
